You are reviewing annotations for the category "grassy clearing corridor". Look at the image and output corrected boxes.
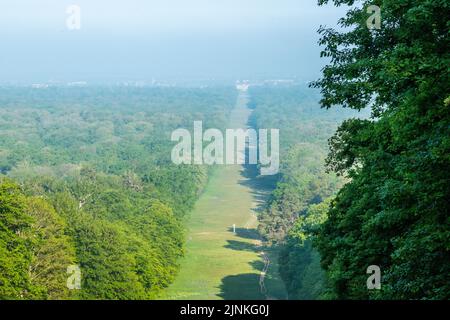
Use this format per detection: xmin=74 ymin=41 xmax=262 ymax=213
xmin=162 ymin=92 xmax=287 ymax=300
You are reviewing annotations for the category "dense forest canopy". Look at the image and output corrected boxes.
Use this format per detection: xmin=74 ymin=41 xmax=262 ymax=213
xmin=253 ymin=0 xmax=449 ymax=300
xmin=311 ymin=0 xmax=450 ymax=299
xmin=0 ymin=0 xmax=448 ymax=302
xmin=251 ymin=85 xmax=363 ymax=299
xmin=0 ymin=87 xmax=236 ymax=299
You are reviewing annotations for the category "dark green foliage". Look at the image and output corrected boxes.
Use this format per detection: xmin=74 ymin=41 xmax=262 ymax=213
xmin=0 ymin=87 xmax=236 ymax=299
xmin=313 ymin=0 xmax=450 ymax=299
xmin=280 ymin=201 xmax=330 ymax=300
xmin=26 ymin=197 xmax=76 ymax=299
xmin=258 ymin=144 xmax=341 ymax=242
xmin=252 ymin=86 xmax=361 ymax=299
xmin=0 ymin=179 xmax=33 ymax=299
xmin=0 ymin=179 xmax=76 ymax=299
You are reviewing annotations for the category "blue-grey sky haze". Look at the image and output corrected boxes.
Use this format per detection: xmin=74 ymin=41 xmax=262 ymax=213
xmin=0 ymin=0 xmax=346 ymax=83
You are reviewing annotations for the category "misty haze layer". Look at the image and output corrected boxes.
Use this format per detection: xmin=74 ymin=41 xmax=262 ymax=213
xmin=0 ymin=0 xmax=345 ymax=83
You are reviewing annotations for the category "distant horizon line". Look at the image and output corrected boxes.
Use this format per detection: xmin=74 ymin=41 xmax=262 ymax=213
xmin=0 ymin=78 xmax=315 ymax=88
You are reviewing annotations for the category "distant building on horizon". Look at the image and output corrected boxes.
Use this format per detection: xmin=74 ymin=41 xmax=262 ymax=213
xmin=67 ymin=81 xmax=88 ymax=87
xmin=236 ymin=80 xmax=250 ymax=92
xmin=31 ymin=83 xmax=49 ymax=89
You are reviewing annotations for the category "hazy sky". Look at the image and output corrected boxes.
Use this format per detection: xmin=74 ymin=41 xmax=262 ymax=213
xmin=0 ymin=0 xmax=346 ymax=83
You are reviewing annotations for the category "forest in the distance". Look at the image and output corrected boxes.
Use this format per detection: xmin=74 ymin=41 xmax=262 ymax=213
xmin=257 ymin=0 xmax=449 ymax=300
xmin=0 ymin=87 xmax=236 ymax=299
xmin=1 ymin=0 xmax=449 ymax=301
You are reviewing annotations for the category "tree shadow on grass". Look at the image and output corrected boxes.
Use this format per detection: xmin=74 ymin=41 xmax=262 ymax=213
xmin=227 ymin=227 xmax=260 ymax=240
xmin=217 ymin=273 xmax=265 ymax=300
xmin=248 ymin=259 xmax=265 ymax=272
xmin=218 ymin=123 xmax=287 ymax=300
xmin=238 ymin=163 xmax=278 ymax=216
xmin=218 ymin=257 xmax=287 ymax=300
xmin=240 ymin=163 xmax=279 ymax=191
xmin=224 ymin=240 xmax=259 ymax=252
